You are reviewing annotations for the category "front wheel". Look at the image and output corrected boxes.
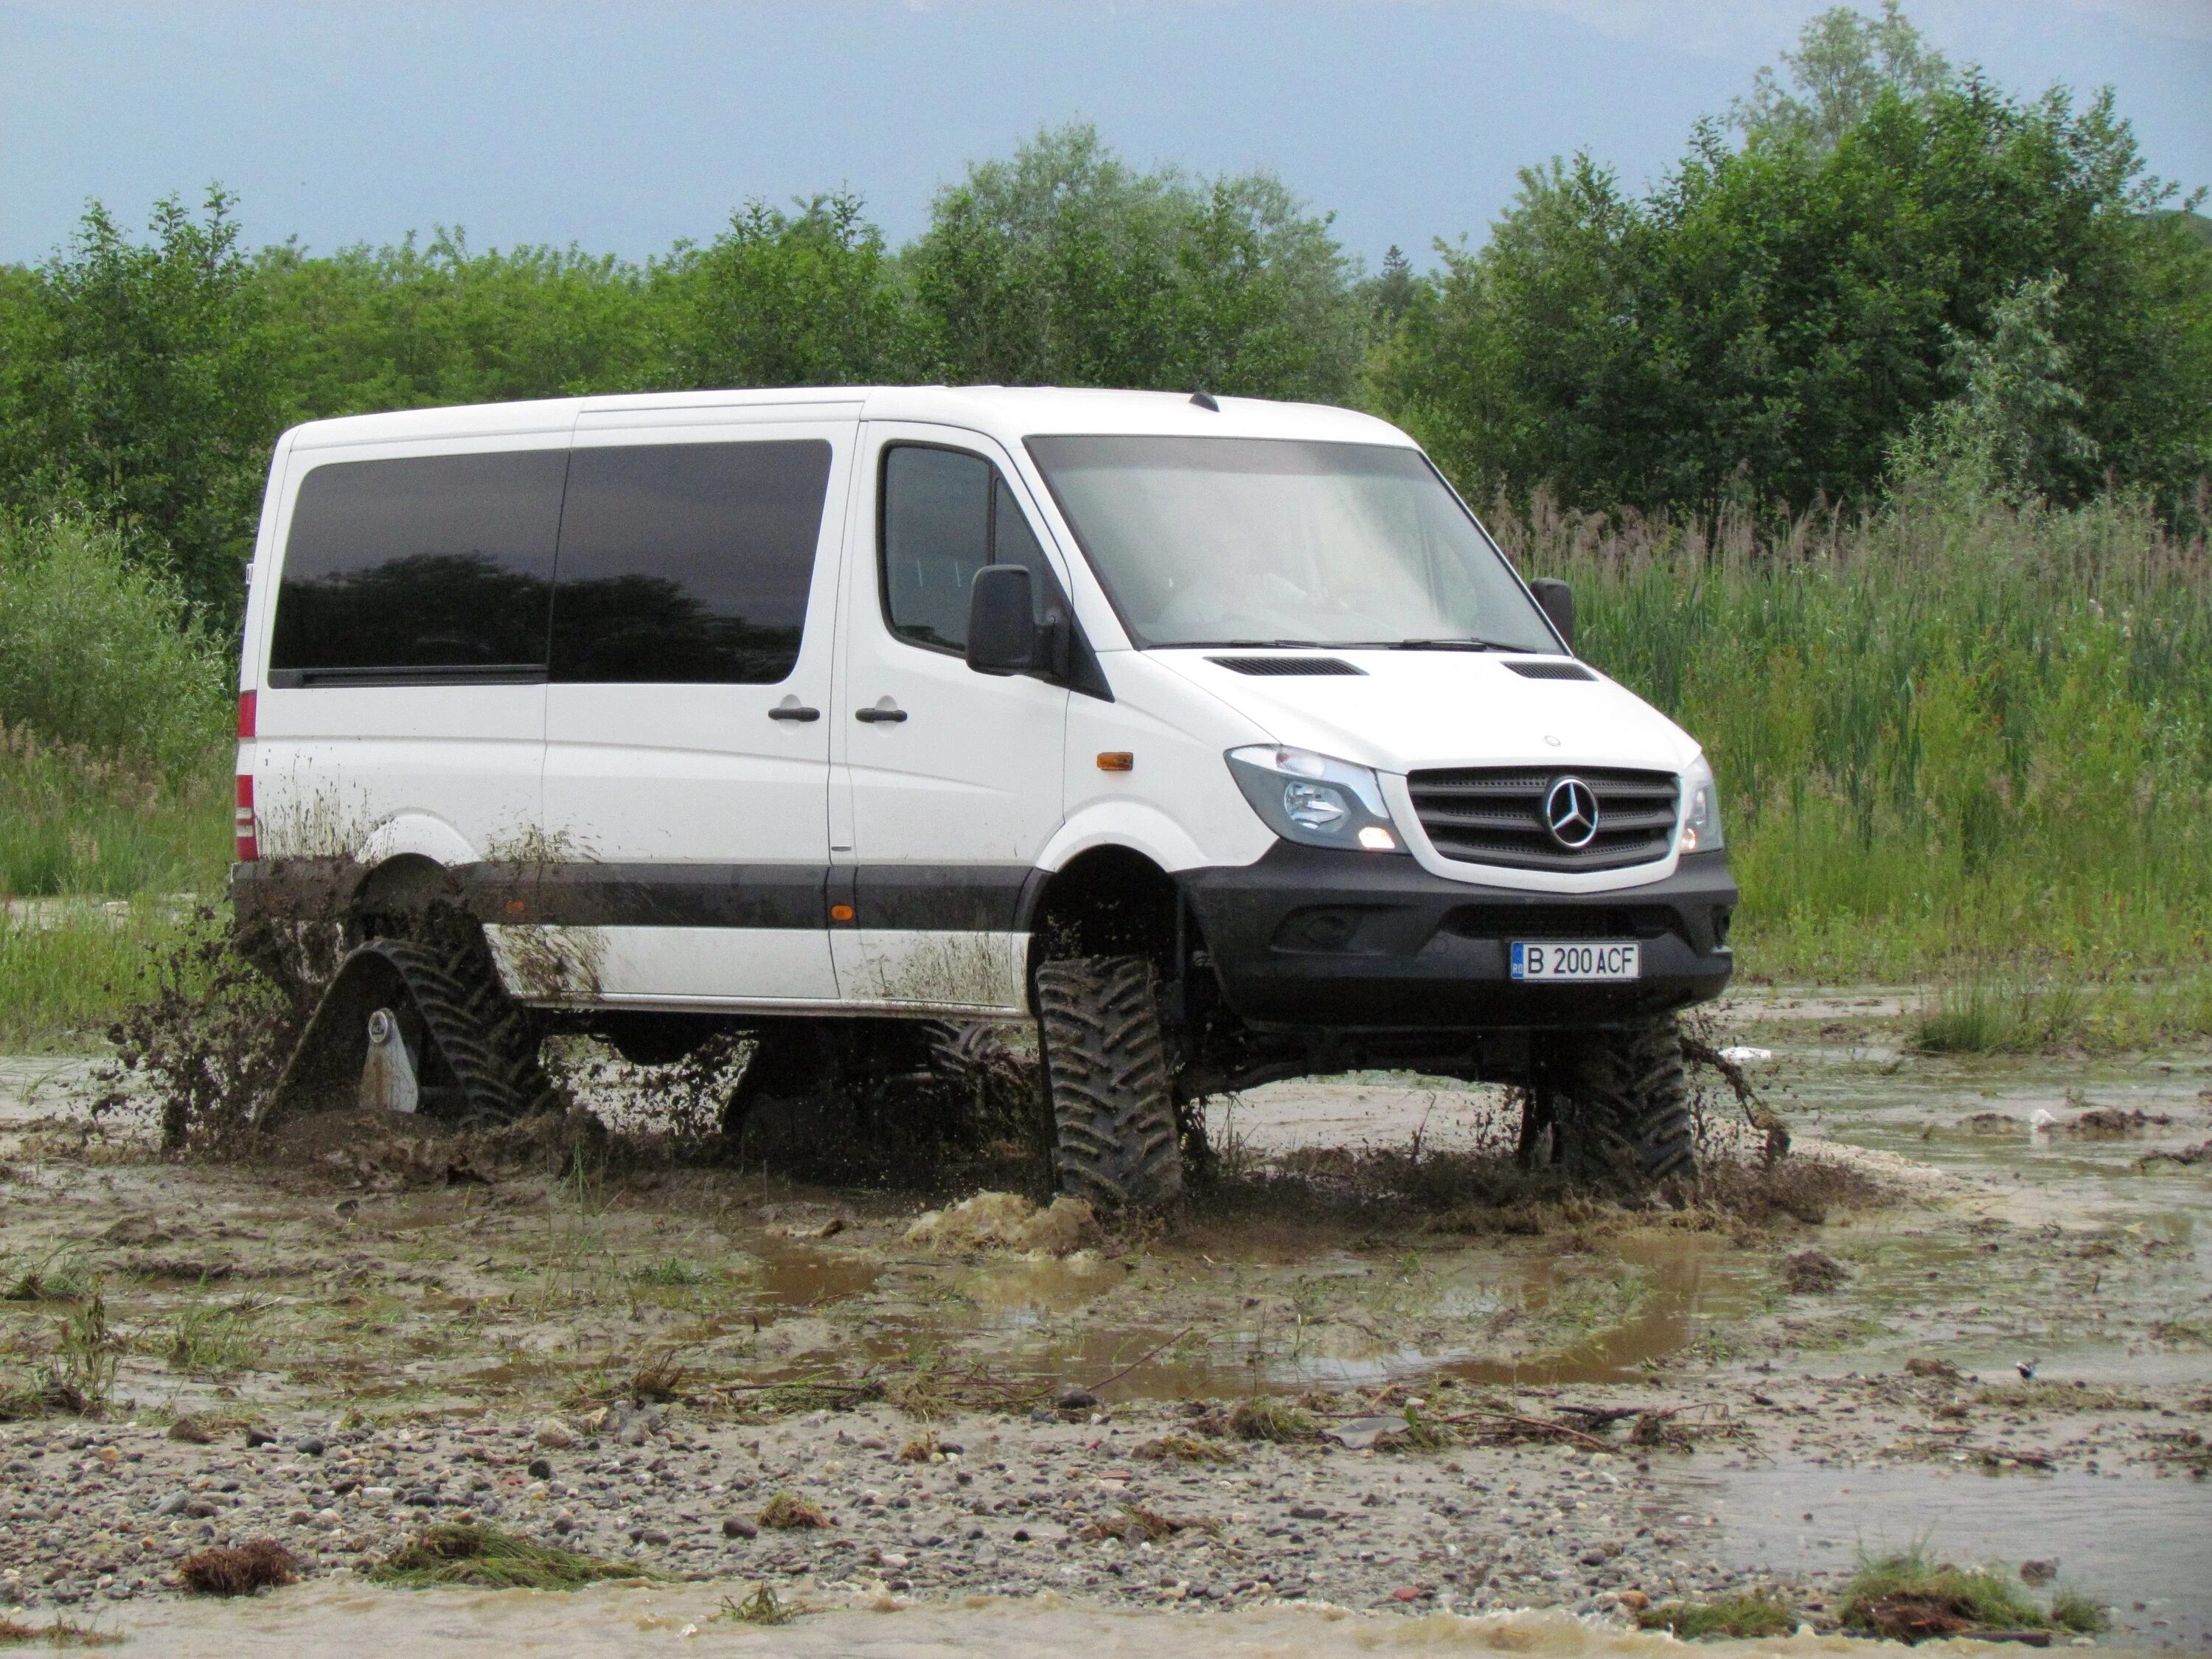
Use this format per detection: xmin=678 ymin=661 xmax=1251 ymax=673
xmin=1534 ymin=1016 xmax=1697 ymax=1185
xmin=1034 ymin=956 xmax=1183 ymax=1212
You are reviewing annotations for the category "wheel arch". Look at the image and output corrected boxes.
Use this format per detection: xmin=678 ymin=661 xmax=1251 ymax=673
xmin=1023 ymin=844 xmax=1183 ymax=982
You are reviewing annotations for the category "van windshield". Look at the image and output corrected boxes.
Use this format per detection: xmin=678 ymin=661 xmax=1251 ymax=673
xmin=1024 ymin=436 xmax=1560 ymax=653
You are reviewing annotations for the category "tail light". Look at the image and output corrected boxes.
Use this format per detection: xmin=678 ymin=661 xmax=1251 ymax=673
xmin=237 ymin=690 xmax=257 ymax=739
xmin=234 ymin=773 xmax=258 ymax=863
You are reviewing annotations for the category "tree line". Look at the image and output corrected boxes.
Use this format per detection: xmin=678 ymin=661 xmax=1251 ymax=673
xmin=1 ymin=2 xmax=2207 ymax=622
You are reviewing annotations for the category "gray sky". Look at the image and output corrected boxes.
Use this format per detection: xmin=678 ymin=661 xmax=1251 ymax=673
xmin=4 ymin=1 xmax=2208 ymax=271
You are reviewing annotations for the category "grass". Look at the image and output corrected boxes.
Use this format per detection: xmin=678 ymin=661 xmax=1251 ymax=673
xmin=0 ymin=901 xmax=209 ymax=1051
xmin=0 ymin=733 xmax=228 ymax=900
xmin=164 ymin=1299 xmax=264 ymax=1376
xmin=1506 ymin=484 xmax=2212 ymax=1008
xmin=714 ymin=1585 xmax=799 ymax=1627
xmin=1228 ymin=1397 xmax=1318 ymax=1442
xmin=1636 ymin=1592 xmax=1797 ymax=1638
xmin=366 ymin=1523 xmax=640 ymax=1590
xmin=0 ymin=1615 xmax=125 ymax=1647
xmin=1840 ymin=1546 xmax=2092 ymax=1640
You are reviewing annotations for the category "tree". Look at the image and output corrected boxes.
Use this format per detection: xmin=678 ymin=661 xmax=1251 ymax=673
xmin=1890 ymin=271 xmax=2098 ymax=504
xmin=0 ymin=189 xmax=276 ymax=619
xmin=911 ymin=125 xmax=1365 ymax=401
xmin=257 ymin=229 xmax=657 ymax=417
xmin=655 ymin=192 xmax=925 ymax=389
xmin=1733 ymin=0 xmax=1952 ymax=151
xmin=1376 ymin=31 xmax=2212 ymax=518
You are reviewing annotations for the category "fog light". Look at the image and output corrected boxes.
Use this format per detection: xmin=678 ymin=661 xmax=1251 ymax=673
xmin=1357 ymin=825 xmax=1397 ymax=851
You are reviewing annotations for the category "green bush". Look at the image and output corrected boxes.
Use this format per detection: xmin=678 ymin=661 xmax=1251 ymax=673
xmin=0 ymin=515 xmax=230 ymax=777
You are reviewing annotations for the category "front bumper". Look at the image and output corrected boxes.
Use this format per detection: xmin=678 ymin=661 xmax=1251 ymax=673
xmin=1178 ymin=844 xmax=1737 ymax=1030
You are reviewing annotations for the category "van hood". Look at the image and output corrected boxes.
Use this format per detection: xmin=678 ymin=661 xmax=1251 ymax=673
xmin=1147 ymin=650 xmax=1699 ymax=776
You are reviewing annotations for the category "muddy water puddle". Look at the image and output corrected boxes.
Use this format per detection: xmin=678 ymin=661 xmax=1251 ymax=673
xmin=84 ymin=1587 xmax=2185 ymax=1659
xmin=1664 ymin=1463 xmax=2212 ymax=1646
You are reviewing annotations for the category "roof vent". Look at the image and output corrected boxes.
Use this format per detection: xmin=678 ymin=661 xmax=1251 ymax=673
xmin=1504 ymin=660 xmax=1597 ymax=681
xmin=1208 ymin=655 xmax=1366 ymax=677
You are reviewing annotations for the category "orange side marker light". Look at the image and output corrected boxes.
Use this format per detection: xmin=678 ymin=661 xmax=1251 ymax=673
xmin=830 ymin=903 xmax=855 ymax=922
xmin=1096 ymin=751 xmax=1134 ymax=772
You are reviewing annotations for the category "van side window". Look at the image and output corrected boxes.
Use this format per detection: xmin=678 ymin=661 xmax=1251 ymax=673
xmin=880 ymin=445 xmax=1059 ymax=653
xmin=268 ymin=449 xmax=566 ymax=681
xmin=550 ymin=439 xmax=832 ymax=684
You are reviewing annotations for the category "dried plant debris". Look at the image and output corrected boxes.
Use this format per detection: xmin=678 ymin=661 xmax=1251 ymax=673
xmin=368 ymin=1523 xmax=636 ymax=1590
xmin=177 ymin=1538 xmax=300 ymax=1596
xmin=1780 ymin=1248 xmax=1851 ymax=1293
xmin=1080 ymin=1503 xmax=1218 ymax=1543
xmin=1227 ymin=1398 xmax=1318 ymax=1443
xmin=1130 ymin=1433 xmax=1238 ymax=1464
xmin=757 ymin=1492 xmax=831 ymax=1531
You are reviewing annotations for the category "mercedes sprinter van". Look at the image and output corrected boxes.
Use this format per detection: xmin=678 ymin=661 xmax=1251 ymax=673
xmin=233 ymin=386 xmax=1736 ymax=1208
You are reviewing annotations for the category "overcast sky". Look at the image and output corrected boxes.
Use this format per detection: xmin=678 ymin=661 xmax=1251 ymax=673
xmin=4 ymin=0 xmax=2208 ymax=271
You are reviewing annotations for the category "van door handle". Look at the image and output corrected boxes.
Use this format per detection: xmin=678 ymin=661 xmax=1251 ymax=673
xmin=768 ymin=701 xmax=820 ymax=722
xmin=855 ymin=700 xmax=908 ymax=724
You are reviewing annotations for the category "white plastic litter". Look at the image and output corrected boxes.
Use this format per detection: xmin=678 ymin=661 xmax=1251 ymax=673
xmin=1717 ymin=1046 xmax=1773 ymax=1064
xmin=2031 ymin=1107 xmax=2058 ymax=1130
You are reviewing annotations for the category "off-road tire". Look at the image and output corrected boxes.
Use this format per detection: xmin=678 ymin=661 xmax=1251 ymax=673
xmin=263 ymin=933 xmax=558 ymax=1130
xmin=1547 ymin=1016 xmax=1696 ymax=1184
xmin=1034 ymin=956 xmax=1183 ymax=1212
xmin=380 ymin=937 xmax=560 ymax=1127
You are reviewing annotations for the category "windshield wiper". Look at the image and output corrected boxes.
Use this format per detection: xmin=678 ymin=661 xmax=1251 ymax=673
xmin=1377 ymin=638 xmax=1510 ymax=651
xmin=1172 ymin=639 xmax=1334 ymax=650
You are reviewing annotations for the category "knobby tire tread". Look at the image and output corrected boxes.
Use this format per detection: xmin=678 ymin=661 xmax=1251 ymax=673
xmin=1555 ymin=1017 xmax=1696 ymax=1185
xmin=1035 ymin=956 xmax=1183 ymax=1212
xmin=361 ymin=936 xmax=559 ymax=1128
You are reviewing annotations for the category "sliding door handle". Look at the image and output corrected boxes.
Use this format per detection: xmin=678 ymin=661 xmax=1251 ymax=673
xmin=768 ymin=701 xmax=820 ymax=722
xmin=855 ymin=699 xmax=908 ymax=724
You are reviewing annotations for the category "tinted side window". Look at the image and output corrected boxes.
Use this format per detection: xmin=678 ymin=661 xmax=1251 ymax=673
xmin=880 ymin=445 xmax=1058 ymax=652
xmin=269 ymin=449 xmax=566 ymax=677
xmin=550 ymin=440 xmax=832 ymax=685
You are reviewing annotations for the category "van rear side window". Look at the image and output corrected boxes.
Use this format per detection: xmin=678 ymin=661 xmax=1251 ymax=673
xmin=268 ymin=449 xmax=567 ymax=684
xmin=550 ymin=439 xmax=832 ymax=685
xmin=268 ymin=449 xmax=566 ymax=681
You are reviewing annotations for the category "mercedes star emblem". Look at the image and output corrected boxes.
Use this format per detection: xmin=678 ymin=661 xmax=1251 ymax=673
xmin=1543 ymin=776 xmax=1600 ymax=849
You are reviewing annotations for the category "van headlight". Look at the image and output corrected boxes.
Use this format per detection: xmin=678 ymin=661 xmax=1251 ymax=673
xmin=1681 ymin=754 xmax=1725 ymax=853
xmin=1227 ymin=746 xmax=1406 ymax=853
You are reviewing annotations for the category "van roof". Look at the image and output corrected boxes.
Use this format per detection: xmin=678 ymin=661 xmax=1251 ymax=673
xmin=282 ymin=385 xmax=1416 ymax=452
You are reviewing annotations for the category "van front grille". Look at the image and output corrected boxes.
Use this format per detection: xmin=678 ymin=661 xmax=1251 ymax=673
xmin=1406 ymin=766 xmax=1679 ymax=872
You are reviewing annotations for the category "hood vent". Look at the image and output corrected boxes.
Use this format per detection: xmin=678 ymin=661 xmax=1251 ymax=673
xmin=1208 ymin=655 xmax=1366 ymax=677
xmin=1504 ymin=660 xmax=1596 ymax=681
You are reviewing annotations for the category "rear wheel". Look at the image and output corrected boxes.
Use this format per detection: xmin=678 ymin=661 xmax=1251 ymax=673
xmin=1535 ymin=1016 xmax=1696 ymax=1184
xmin=262 ymin=932 xmax=559 ymax=1130
xmin=1034 ymin=956 xmax=1183 ymax=1212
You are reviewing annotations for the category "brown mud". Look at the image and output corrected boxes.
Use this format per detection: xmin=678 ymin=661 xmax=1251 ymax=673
xmin=1 ymin=1006 xmax=2208 ymax=1649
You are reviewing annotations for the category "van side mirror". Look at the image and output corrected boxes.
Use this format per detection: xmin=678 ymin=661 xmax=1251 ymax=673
xmin=1529 ymin=577 xmax=1575 ymax=651
xmin=966 ymin=565 xmax=1038 ymax=674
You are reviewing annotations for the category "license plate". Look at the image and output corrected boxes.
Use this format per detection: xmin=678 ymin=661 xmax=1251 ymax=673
xmin=1510 ymin=940 xmax=1640 ymax=981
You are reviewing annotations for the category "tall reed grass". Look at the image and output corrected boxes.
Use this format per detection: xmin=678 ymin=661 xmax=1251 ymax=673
xmin=1493 ymin=483 xmax=2212 ymax=988
xmin=0 ymin=516 xmax=232 ymax=902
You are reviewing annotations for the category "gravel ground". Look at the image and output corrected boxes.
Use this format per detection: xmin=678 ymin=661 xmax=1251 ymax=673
xmin=5 ymin=1367 xmax=2203 ymax=1630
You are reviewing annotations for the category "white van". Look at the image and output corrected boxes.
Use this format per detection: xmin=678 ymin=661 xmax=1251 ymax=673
xmin=234 ymin=386 xmax=1736 ymax=1208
